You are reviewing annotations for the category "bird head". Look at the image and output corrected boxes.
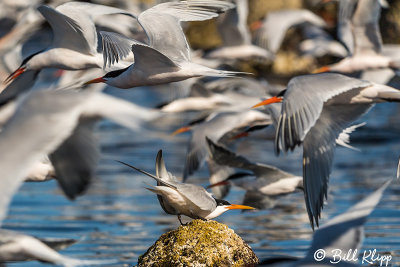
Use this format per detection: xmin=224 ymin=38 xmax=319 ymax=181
xmin=207 ymin=198 xmax=255 ymax=219
xmin=4 ymin=50 xmax=45 ymax=84
xmin=252 ymin=96 xmax=283 ymax=108
xmin=84 ymin=66 xmax=130 ymax=85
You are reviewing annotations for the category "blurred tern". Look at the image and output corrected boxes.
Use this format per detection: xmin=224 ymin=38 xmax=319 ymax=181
xmin=4 ymin=1 xmax=135 ymax=83
xmin=207 ymin=0 xmax=272 ymax=61
xmin=0 ymin=229 xmax=112 ymax=266
xmin=253 ymin=73 xmax=400 ymax=229
xmin=254 ymin=9 xmax=326 ymax=54
xmin=0 ymin=90 xmax=147 ymax=265
xmin=173 ymin=110 xmax=273 ymax=180
xmin=259 ymin=179 xmax=392 ymax=266
xmin=314 ymin=0 xmax=398 ymax=73
xmin=85 ymin=1 xmax=245 ymax=89
xmin=206 ymin=138 xmax=303 ymax=198
xmin=118 ymin=150 xmax=255 ymax=224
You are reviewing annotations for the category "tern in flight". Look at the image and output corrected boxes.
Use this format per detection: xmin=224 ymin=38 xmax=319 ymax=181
xmin=253 ymin=72 xmax=400 ymax=229
xmin=118 ymin=150 xmax=255 ymax=225
xmin=314 ymin=0 xmax=399 ymax=73
xmin=0 ymin=88 xmax=160 ymax=265
xmin=85 ymin=1 xmax=246 ymax=89
xmin=4 ymin=1 xmax=135 ymax=84
xmin=259 ymin=179 xmax=393 ymax=266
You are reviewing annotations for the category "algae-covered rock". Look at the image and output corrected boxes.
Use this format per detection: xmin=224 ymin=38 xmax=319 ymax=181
xmin=137 ymin=220 xmax=258 ymax=267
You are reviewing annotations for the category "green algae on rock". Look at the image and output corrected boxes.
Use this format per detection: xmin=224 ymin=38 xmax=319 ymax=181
xmin=137 ymin=220 xmax=259 ymax=267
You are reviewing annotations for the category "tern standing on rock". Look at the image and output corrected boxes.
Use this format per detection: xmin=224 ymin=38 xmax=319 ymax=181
xmin=118 ymin=150 xmax=255 ymax=225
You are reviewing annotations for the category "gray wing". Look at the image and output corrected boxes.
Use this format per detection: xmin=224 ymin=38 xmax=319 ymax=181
xmin=337 ymin=0 xmax=357 ymax=55
xmin=38 ymin=5 xmax=95 ymax=55
xmin=256 ymin=9 xmax=326 ymax=53
xmin=138 ymin=0 xmax=234 ymax=62
xmin=303 ymin=180 xmax=391 ymax=263
xmin=49 ymin=118 xmax=99 ymax=200
xmin=0 ymin=90 xmax=87 ymax=225
xmin=39 ymin=2 xmax=135 ymax=55
xmin=206 ymin=137 xmax=293 ymax=183
xmin=275 ymin=73 xmax=371 ymax=155
xmin=100 ymin=31 xmax=139 ymax=68
xmin=217 ymin=0 xmax=250 ymax=46
xmin=183 ymin=110 xmax=272 ymax=180
xmin=155 ymin=150 xmax=179 ymax=214
xmin=176 ymin=183 xmax=217 ymax=212
xmin=182 ymin=111 xmax=238 ymax=181
xmin=338 ymin=0 xmax=383 ymax=56
xmin=302 ymin=103 xmax=373 ymax=229
xmin=207 ymin=158 xmax=234 ymax=199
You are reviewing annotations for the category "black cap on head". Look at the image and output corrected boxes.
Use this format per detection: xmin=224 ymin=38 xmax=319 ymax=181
xmin=215 ymin=198 xmax=231 ymax=206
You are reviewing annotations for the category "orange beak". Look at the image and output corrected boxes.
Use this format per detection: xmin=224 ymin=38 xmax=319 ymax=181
xmin=171 ymin=126 xmax=191 ymax=136
xmin=4 ymin=67 xmax=26 ymax=83
xmin=230 ymin=131 xmax=249 ymax=140
xmin=312 ymin=65 xmax=331 ymax=74
xmin=252 ymin=96 xmax=283 ymax=108
xmin=227 ymin=204 xmax=256 ymax=210
xmin=250 ymin=20 xmax=263 ymax=31
xmin=206 ymin=180 xmax=229 ymax=189
xmin=84 ymin=77 xmax=106 ymax=85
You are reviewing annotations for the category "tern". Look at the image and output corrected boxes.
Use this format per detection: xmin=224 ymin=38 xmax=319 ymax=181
xmin=172 ymin=110 xmax=273 ymax=180
xmin=0 ymin=88 xmax=159 ymax=264
xmin=259 ymin=179 xmax=392 ymax=266
xmin=4 ymin=1 xmax=135 ymax=83
xmin=206 ymin=138 xmax=303 ymax=199
xmin=206 ymin=0 xmax=272 ymax=61
xmin=84 ymin=1 xmax=245 ymax=89
xmin=314 ymin=0 xmax=398 ymax=73
xmin=0 ymin=229 xmax=112 ymax=266
xmin=0 ymin=89 xmax=148 ymax=265
xmin=254 ymin=9 xmax=326 ymax=54
xmin=117 ymin=150 xmax=255 ymax=225
xmin=252 ymin=72 xmax=400 ymax=229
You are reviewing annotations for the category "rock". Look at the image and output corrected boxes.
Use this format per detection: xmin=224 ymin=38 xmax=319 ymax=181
xmin=137 ymin=220 xmax=259 ymax=267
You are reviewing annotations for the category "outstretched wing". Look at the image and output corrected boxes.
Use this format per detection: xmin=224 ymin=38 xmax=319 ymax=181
xmin=303 ymin=180 xmax=391 ymax=264
xmin=138 ymin=0 xmax=234 ymax=62
xmin=302 ymin=104 xmax=373 ymax=229
xmin=275 ymin=73 xmax=371 ymax=155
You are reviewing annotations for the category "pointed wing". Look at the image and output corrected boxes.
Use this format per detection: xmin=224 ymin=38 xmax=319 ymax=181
xmin=39 ymin=2 xmax=135 ymax=55
xmin=275 ymin=73 xmax=371 ymax=155
xmin=0 ymin=90 xmax=87 ymax=225
xmin=302 ymin=103 xmax=373 ymax=229
xmin=217 ymin=0 xmax=250 ymax=46
xmin=176 ymin=183 xmax=217 ymax=212
xmin=207 ymin=137 xmax=293 ymax=183
xmin=100 ymin=31 xmax=140 ymax=68
xmin=138 ymin=0 xmax=234 ymax=62
xmin=304 ymin=180 xmax=391 ymax=263
xmin=49 ymin=118 xmax=99 ymax=200
xmin=38 ymin=5 xmax=95 ymax=55
xmin=338 ymin=0 xmax=383 ymax=56
xmin=256 ymin=9 xmax=326 ymax=53
xmin=154 ymin=150 xmax=179 ymax=215
xmin=207 ymin=158 xmax=234 ymax=199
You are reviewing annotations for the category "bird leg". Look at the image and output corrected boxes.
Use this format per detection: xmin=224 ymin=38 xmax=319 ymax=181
xmin=177 ymin=215 xmax=187 ymax=225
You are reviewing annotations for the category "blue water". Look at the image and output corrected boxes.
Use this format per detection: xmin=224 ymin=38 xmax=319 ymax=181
xmin=3 ymin=85 xmax=400 ymax=266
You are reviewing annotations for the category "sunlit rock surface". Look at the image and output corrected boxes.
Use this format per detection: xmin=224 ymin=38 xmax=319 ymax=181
xmin=137 ymin=220 xmax=258 ymax=267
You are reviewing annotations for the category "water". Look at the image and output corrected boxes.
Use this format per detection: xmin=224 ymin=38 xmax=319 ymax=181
xmin=3 ymin=85 xmax=400 ymax=266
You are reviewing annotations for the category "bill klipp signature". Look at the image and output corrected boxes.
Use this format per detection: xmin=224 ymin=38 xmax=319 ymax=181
xmin=313 ymin=248 xmax=392 ymax=266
